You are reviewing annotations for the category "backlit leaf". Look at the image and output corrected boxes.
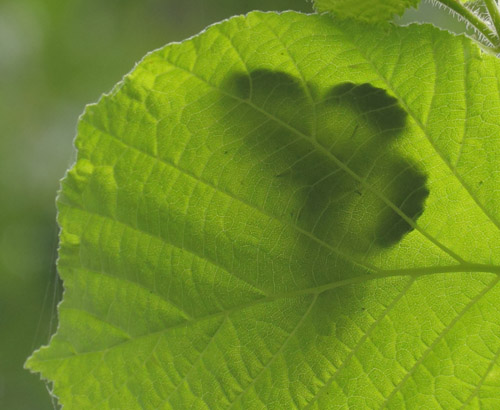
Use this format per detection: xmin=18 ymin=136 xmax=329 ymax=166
xmin=313 ymin=0 xmax=420 ymax=22
xmin=28 ymin=12 xmax=500 ymax=409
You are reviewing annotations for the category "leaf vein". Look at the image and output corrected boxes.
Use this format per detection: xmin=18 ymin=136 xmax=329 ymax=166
xmin=380 ymin=276 xmax=500 ymax=408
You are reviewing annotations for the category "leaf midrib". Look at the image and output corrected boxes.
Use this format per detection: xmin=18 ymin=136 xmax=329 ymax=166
xmin=35 ymin=262 xmax=500 ymax=362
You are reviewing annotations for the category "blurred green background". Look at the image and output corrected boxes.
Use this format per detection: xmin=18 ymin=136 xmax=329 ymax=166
xmin=0 ymin=1 xmax=468 ymax=409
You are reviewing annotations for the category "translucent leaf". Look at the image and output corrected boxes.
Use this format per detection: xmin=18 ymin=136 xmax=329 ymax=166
xmin=313 ymin=0 xmax=420 ymax=22
xmin=27 ymin=12 xmax=500 ymax=409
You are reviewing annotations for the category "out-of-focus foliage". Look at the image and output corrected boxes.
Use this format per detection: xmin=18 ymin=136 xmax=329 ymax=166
xmin=0 ymin=1 xmax=309 ymax=409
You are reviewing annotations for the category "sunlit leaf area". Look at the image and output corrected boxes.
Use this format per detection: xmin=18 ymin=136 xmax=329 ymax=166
xmin=2 ymin=1 xmax=488 ymax=409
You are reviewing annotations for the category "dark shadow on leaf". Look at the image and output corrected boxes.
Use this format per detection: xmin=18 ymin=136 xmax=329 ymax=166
xmin=220 ymin=69 xmax=429 ymax=253
xmin=213 ymin=69 xmax=431 ymax=347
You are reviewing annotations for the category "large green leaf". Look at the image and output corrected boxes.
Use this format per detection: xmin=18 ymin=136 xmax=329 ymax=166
xmin=28 ymin=11 xmax=500 ymax=409
xmin=313 ymin=0 xmax=420 ymax=22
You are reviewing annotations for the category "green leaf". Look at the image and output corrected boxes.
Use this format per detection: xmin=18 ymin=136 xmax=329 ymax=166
xmin=28 ymin=11 xmax=500 ymax=409
xmin=313 ymin=0 xmax=420 ymax=22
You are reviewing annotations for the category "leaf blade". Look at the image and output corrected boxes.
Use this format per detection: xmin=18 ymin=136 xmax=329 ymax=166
xmin=313 ymin=0 xmax=420 ymax=23
xmin=28 ymin=12 xmax=500 ymax=409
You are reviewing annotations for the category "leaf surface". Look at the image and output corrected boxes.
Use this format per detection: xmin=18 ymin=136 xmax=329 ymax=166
xmin=28 ymin=12 xmax=500 ymax=409
xmin=313 ymin=0 xmax=420 ymax=22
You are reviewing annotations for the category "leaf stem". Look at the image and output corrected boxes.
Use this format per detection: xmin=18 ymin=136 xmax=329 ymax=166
xmin=484 ymin=0 xmax=500 ymax=39
xmin=434 ymin=0 xmax=500 ymax=48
